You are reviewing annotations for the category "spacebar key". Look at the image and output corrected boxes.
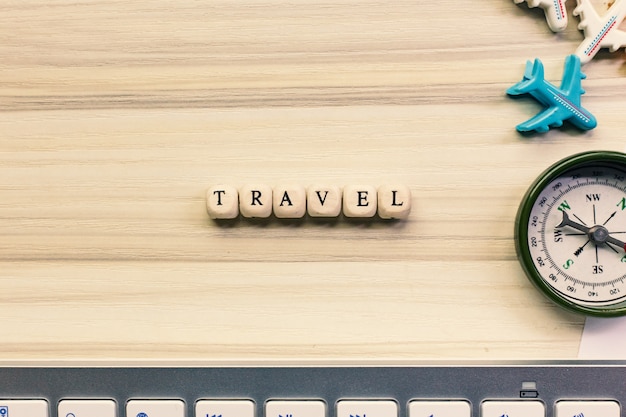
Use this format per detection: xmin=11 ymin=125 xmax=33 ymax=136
xmin=336 ymin=400 xmax=398 ymax=417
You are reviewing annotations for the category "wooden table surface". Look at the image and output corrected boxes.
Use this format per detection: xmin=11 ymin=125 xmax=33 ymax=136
xmin=2 ymin=0 xmax=626 ymax=361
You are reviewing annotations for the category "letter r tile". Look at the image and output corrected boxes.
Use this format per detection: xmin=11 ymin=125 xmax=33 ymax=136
xmin=343 ymin=185 xmax=377 ymax=218
xmin=240 ymin=184 xmax=273 ymax=218
xmin=378 ymin=185 xmax=411 ymax=219
xmin=206 ymin=184 xmax=239 ymax=219
xmin=307 ymin=184 xmax=342 ymax=217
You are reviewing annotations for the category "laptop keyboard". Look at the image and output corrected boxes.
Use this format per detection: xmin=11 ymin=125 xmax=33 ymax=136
xmin=0 ymin=363 xmax=621 ymax=417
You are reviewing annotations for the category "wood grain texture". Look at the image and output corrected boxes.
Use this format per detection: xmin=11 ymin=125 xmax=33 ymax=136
xmin=3 ymin=0 xmax=626 ymax=360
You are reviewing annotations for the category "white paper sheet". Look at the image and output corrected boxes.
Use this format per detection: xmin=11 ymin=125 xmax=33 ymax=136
xmin=578 ymin=316 xmax=626 ymax=358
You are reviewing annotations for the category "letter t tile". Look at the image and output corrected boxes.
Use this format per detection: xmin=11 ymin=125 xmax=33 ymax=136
xmin=206 ymin=185 xmax=239 ymax=219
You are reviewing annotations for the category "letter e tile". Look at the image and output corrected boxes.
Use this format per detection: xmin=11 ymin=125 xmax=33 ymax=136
xmin=343 ymin=185 xmax=377 ymax=218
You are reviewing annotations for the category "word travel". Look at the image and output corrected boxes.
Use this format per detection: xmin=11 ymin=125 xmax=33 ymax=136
xmin=206 ymin=184 xmax=411 ymax=220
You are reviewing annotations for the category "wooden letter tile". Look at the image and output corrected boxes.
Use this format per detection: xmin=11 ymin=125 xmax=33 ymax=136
xmin=378 ymin=185 xmax=411 ymax=219
xmin=273 ymin=184 xmax=306 ymax=218
xmin=307 ymin=185 xmax=342 ymax=217
xmin=343 ymin=185 xmax=377 ymax=218
xmin=206 ymin=185 xmax=239 ymax=219
xmin=239 ymin=184 xmax=273 ymax=218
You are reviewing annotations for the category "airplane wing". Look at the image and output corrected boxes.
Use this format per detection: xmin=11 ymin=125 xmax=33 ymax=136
xmin=516 ymin=106 xmax=564 ymax=133
xmin=574 ymin=0 xmax=603 ymax=33
xmin=601 ymin=26 xmax=626 ymax=53
xmin=515 ymin=0 xmax=568 ymax=32
xmin=574 ymin=0 xmax=626 ymax=62
xmin=559 ymin=55 xmax=584 ymax=106
xmin=606 ymin=30 xmax=626 ymax=52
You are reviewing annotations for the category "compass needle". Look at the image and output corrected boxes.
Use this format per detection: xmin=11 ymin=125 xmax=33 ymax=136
xmin=603 ymin=211 xmax=617 ymax=226
xmin=573 ymin=239 xmax=591 ymax=257
xmin=516 ymin=151 xmax=626 ymax=316
xmin=557 ymin=210 xmax=626 ymax=251
xmin=557 ymin=210 xmax=590 ymax=234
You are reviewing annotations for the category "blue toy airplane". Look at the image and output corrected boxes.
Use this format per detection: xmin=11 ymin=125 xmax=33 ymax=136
xmin=507 ymin=54 xmax=597 ymax=133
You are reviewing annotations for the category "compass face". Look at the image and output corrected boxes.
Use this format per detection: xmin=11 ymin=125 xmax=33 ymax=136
xmin=516 ymin=151 xmax=626 ymax=316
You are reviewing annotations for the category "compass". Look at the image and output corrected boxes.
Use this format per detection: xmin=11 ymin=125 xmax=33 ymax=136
xmin=515 ymin=151 xmax=626 ymax=316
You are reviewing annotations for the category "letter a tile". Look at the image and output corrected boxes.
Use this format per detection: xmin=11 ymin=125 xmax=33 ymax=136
xmin=273 ymin=184 xmax=306 ymax=218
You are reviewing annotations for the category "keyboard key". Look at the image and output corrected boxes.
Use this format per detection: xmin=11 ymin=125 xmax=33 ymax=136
xmin=195 ymin=400 xmax=255 ymax=417
xmin=408 ymin=400 xmax=470 ymax=417
xmin=266 ymin=400 xmax=325 ymax=417
xmin=336 ymin=400 xmax=397 ymax=417
xmin=0 ymin=400 xmax=48 ymax=417
xmin=555 ymin=400 xmax=620 ymax=417
xmin=481 ymin=400 xmax=544 ymax=417
xmin=126 ymin=400 xmax=185 ymax=417
xmin=59 ymin=400 xmax=116 ymax=417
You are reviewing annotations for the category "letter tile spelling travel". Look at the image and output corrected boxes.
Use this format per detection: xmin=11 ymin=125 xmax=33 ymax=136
xmin=273 ymin=184 xmax=306 ymax=218
xmin=307 ymin=185 xmax=342 ymax=217
xmin=206 ymin=184 xmax=239 ymax=219
xmin=342 ymin=185 xmax=377 ymax=218
xmin=239 ymin=184 xmax=272 ymax=218
xmin=377 ymin=185 xmax=411 ymax=219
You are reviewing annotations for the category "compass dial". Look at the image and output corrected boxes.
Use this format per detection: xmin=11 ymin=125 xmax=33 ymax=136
xmin=516 ymin=151 xmax=626 ymax=316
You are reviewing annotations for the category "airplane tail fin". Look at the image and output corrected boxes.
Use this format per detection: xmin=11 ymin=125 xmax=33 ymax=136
xmin=506 ymin=59 xmax=545 ymax=96
xmin=560 ymin=54 xmax=585 ymax=104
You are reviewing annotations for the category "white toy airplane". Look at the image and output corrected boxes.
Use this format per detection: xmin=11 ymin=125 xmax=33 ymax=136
xmin=514 ymin=0 xmax=569 ymax=32
xmin=573 ymin=0 xmax=626 ymax=64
